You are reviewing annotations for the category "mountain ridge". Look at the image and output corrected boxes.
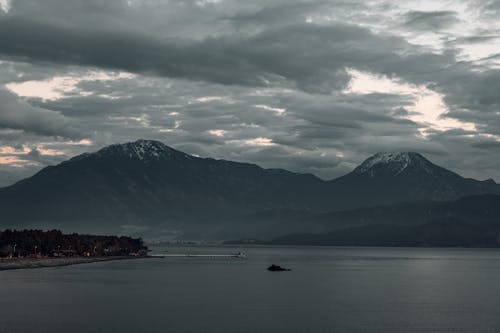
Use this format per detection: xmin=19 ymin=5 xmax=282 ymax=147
xmin=329 ymin=150 xmax=498 ymax=208
xmin=1 ymin=139 xmax=498 ymax=239
xmin=266 ymin=193 xmax=500 ymax=247
xmin=4 ymin=142 xmax=497 ymax=189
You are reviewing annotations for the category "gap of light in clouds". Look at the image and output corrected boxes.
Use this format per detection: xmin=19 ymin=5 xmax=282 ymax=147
xmin=344 ymin=69 xmax=477 ymax=136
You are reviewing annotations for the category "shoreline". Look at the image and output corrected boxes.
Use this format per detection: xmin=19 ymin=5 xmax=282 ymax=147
xmin=0 ymin=256 xmax=147 ymax=271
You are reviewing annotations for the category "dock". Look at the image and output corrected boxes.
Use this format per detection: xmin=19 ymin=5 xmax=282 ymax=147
xmin=149 ymin=253 xmax=246 ymax=258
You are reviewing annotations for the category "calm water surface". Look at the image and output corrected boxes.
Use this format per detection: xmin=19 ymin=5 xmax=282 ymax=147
xmin=2 ymin=246 xmax=500 ymax=333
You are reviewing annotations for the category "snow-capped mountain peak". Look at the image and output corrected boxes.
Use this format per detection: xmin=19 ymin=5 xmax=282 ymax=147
xmin=354 ymin=152 xmax=430 ymax=177
xmin=94 ymin=139 xmax=192 ymax=161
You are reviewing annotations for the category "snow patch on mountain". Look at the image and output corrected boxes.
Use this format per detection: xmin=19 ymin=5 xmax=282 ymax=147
xmin=354 ymin=152 xmax=429 ymax=177
xmin=95 ymin=139 xmax=192 ymax=161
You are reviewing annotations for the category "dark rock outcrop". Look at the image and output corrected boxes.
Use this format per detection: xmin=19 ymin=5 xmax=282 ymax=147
xmin=267 ymin=264 xmax=291 ymax=271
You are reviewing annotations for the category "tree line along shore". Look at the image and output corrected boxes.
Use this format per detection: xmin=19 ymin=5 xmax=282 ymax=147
xmin=0 ymin=229 xmax=148 ymax=259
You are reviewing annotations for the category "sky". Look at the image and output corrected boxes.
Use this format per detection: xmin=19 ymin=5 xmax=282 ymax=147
xmin=0 ymin=0 xmax=499 ymax=186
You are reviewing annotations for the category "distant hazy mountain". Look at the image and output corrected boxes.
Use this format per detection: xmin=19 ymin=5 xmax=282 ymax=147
xmin=268 ymin=194 xmax=500 ymax=247
xmin=0 ymin=140 xmax=499 ymax=240
xmin=314 ymin=192 xmax=500 ymax=230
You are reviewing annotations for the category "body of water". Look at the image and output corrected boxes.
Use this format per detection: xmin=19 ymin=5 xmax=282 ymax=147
xmin=2 ymin=246 xmax=500 ymax=332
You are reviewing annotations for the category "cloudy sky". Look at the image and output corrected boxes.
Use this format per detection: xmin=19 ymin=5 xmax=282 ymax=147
xmin=0 ymin=0 xmax=499 ymax=186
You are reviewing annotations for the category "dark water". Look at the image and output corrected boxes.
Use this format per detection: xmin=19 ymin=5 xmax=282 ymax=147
xmin=2 ymin=246 xmax=500 ymax=333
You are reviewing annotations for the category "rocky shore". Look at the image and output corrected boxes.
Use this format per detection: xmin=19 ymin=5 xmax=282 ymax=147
xmin=0 ymin=256 xmax=144 ymax=271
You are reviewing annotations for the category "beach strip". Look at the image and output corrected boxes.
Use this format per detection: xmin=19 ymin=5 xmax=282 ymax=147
xmin=0 ymin=256 xmax=146 ymax=271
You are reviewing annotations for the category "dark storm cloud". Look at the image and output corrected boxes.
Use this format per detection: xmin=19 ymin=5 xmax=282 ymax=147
xmin=402 ymin=10 xmax=460 ymax=30
xmin=0 ymin=60 xmax=63 ymax=84
xmin=480 ymin=0 xmax=500 ymax=13
xmin=0 ymin=12 xmax=453 ymax=94
xmin=447 ymin=35 xmax=499 ymax=44
xmin=0 ymin=15 xmax=271 ymax=86
xmin=0 ymin=0 xmax=468 ymax=101
xmin=0 ymin=89 xmax=84 ymax=138
xmin=471 ymin=141 xmax=500 ymax=150
xmin=435 ymin=68 xmax=500 ymax=137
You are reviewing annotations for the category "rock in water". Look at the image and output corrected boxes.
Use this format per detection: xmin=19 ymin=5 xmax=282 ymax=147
xmin=267 ymin=264 xmax=290 ymax=271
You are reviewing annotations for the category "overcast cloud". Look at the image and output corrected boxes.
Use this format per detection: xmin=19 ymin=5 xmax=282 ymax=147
xmin=0 ymin=0 xmax=499 ymax=186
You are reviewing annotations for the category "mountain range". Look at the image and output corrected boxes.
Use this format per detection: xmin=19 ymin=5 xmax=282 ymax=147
xmin=1 ymin=139 xmax=499 ymax=242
